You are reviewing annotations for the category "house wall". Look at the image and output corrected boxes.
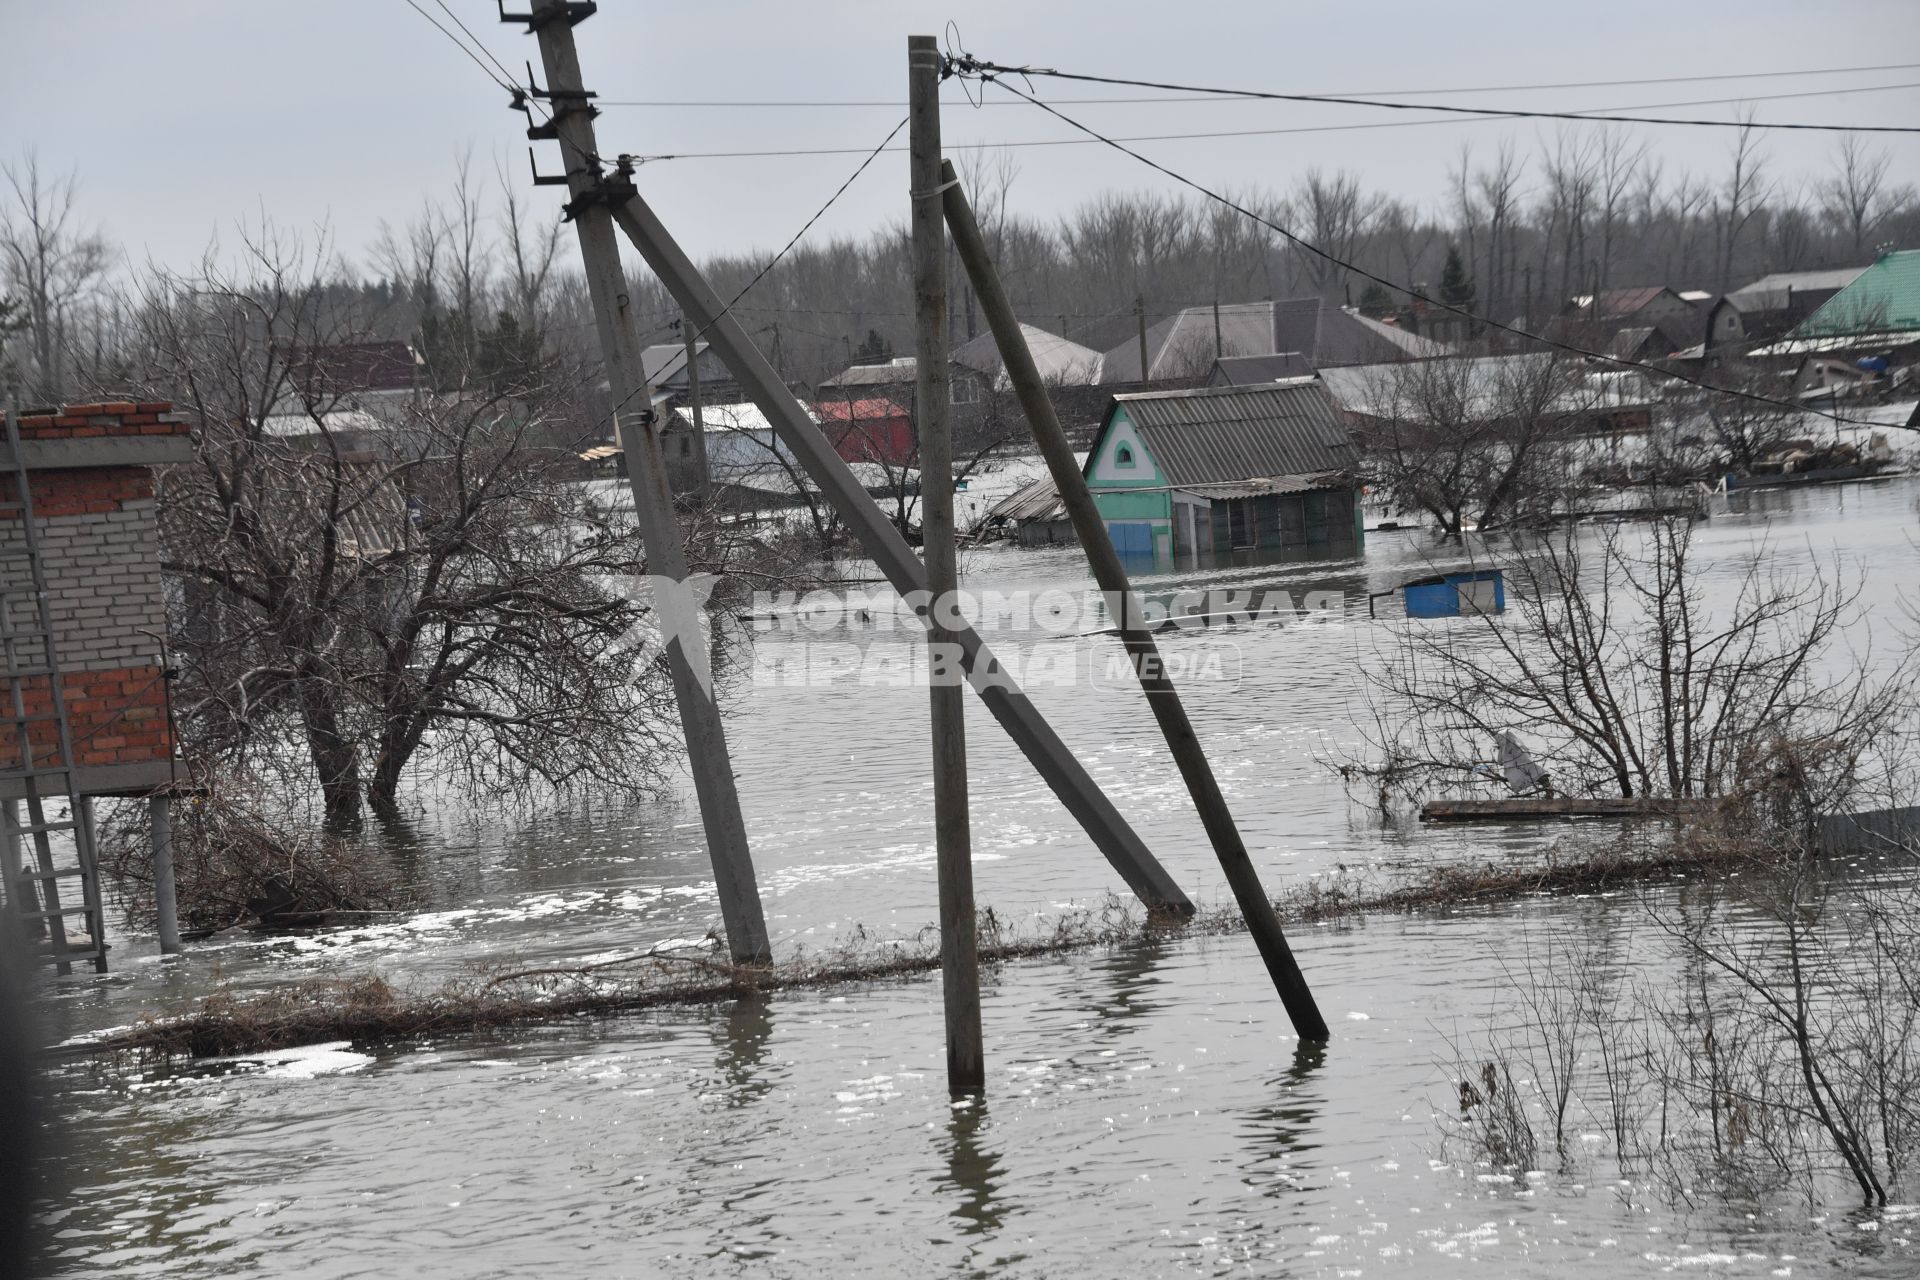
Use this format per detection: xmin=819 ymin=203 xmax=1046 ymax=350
xmin=3 ymin=402 xmax=188 ymax=796
xmin=827 ymin=416 xmax=915 ymax=467
xmin=1086 ymin=407 xmax=1172 ymax=555
xmin=1206 ymin=488 xmax=1361 ymax=556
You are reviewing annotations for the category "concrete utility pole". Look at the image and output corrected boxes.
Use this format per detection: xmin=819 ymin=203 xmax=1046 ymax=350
xmin=597 ymin=166 xmax=1194 ymax=923
xmin=909 ymin=34 xmax=983 ymax=1095
xmin=146 ymin=795 xmax=180 ymax=955
xmin=943 ymin=160 xmax=1331 ymax=1043
xmin=520 ymin=0 xmax=770 ymax=964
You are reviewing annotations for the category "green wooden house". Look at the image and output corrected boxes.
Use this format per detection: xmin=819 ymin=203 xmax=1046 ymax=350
xmin=1083 ymin=380 xmax=1363 ymax=562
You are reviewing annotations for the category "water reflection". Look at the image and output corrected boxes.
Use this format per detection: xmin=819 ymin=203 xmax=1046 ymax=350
xmin=708 ymin=994 xmax=779 ymax=1108
xmin=1088 ymin=935 xmax=1168 ymax=1039
xmin=1238 ymin=1039 xmax=1327 ymax=1197
xmin=937 ymin=1095 xmax=1017 ymax=1280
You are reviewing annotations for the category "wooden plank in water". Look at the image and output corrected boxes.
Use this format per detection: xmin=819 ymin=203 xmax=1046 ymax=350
xmin=1420 ymin=797 xmax=1713 ymax=823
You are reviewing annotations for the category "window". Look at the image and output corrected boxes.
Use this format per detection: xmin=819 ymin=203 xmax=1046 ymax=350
xmin=1228 ymin=498 xmax=1256 ymax=549
xmin=1115 ymin=443 xmax=1134 ymax=467
xmin=678 ymin=436 xmax=691 ymax=457
xmin=950 ymin=378 xmax=980 ymax=404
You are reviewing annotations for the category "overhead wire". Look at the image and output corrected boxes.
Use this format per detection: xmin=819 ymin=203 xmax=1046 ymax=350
xmin=946 ymin=54 xmax=1920 ymax=134
xmin=618 ymin=82 xmax=1920 ymax=163
xmin=954 ymin=64 xmax=1900 ymax=430
xmin=570 ymin=114 xmax=911 ymax=449
xmin=597 ymin=61 xmax=1920 ymax=108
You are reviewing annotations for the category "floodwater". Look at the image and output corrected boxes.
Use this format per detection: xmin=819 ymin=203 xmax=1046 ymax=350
xmin=30 ymin=470 xmax=1920 ymax=1277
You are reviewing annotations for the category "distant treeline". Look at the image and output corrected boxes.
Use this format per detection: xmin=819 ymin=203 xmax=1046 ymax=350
xmin=6 ymin=130 xmax=1917 ymax=403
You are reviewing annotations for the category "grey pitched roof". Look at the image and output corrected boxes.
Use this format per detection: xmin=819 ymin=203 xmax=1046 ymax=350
xmin=1726 ymin=266 xmax=1869 ymax=312
xmin=819 ymin=357 xmax=919 ymax=388
xmin=952 ymin=323 xmax=1103 ymax=387
xmin=640 ymin=342 xmax=734 ymax=387
xmin=1208 ymin=352 xmax=1315 ymax=385
xmin=1608 ymin=326 xmax=1657 ymax=359
xmin=1319 ymin=352 xmax=1655 ymax=423
xmin=1099 ymin=298 xmax=1448 ymax=383
xmin=1101 ymin=382 xmax=1357 ymax=487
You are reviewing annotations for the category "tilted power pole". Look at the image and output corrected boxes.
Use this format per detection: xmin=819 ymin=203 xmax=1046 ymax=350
xmin=522 ymin=12 xmax=1196 ymax=920
xmin=514 ymin=0 xmax=769 ymax=964
xmin=942 ymin=160 xmax=1330 ymax=1043
xmin=908 ymin=34 xmax=983 ymax=1094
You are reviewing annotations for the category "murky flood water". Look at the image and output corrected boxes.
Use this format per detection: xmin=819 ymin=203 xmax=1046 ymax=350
xmin=31 ymin=473 xmax=1920 ymax=1276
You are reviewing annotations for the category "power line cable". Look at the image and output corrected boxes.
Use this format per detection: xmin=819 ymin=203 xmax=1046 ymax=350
xmin=573 ymin=116 xmax=910 ymax=449
xmin=431 ymin=0 xmax=521 ymax=89
xmin=402 ymin=0 xmax=519 ymax=96
xmin=969 ymin=72 xmax=1900 ymax=430
xmin=599 ymin=61 xmax=1920 ymax=108
xmin=947 ymin=54 xmax=1920 ymax=134
xmin=622 ymin=82 xmax=1920 ymax=162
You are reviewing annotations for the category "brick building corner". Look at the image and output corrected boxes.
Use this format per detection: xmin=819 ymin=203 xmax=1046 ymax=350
xmin=3 ymin=401 xmax=191 ymax=799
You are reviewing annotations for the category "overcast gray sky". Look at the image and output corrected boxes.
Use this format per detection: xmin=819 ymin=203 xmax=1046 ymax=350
xmin=4 ymin=0 xmax=1917 ymax=282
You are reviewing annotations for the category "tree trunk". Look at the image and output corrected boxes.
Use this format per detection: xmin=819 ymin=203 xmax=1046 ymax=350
xmin=299 ymin=677 xmax=363 ymax=829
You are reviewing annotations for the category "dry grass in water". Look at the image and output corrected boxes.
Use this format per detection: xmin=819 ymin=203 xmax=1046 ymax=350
xmin=66 ymin=825 xmax=1772 ymax=1067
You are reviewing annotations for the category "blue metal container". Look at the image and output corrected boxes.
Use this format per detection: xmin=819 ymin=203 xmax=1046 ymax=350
xmin=1401 ymin=570 xmax=1505 ymax=618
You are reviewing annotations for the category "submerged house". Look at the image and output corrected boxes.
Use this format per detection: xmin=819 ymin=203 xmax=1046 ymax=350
xmin=1754 ymin=249 xmax=1920 ymax=360
xmin=1083 ymin=381 xmax=1363 ymax=561
xmin=1704 ymin=266 xmax=1869 ymax=354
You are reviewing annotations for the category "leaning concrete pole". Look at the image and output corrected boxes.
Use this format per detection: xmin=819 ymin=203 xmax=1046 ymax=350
xmin=909 ymin=34 xmax=983 ymax=1095
xmin=527 ymin=3 xmax=770 ymax=964
xmin=942 ymin=160 xmax=1331 ymax=1042
xmin=601 ymin=197 xmax=1194 ymax=923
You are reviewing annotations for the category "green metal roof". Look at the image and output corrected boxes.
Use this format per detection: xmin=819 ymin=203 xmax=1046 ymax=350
xmin=1790 ymin=249 xmax=1920 ymax=339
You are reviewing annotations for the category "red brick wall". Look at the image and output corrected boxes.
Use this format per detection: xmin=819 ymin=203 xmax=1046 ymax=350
xmin=0 ymin=469 xmax=156 ymax=520
xmin=4 ymin=402 xmax=184 ymax=781
xmin=11 ymin=667 xmax=171 ymax=771
xmin=13 ymin=401 xmax=189 ymax=441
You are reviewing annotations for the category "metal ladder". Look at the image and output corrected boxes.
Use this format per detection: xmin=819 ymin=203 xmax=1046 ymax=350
xmin=0 ymin=399 xmax=108 ymax=975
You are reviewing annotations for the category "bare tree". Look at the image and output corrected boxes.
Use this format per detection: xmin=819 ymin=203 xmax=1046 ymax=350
xmin=1475 ymin=142 xmax=1527 ymax=323
xmin=125 ymin=230 xmax=681 ymax=827
xmin=1353 ymin=515 xmax=1914 ymax=804
xmin=0 ymin=152 xmax=111 ymax=401
xmin=1822 ymin=136 xmax=1910 ymax=261
xmin=1350 ymin=351 xmax=1588 ymax=537
xmin=1715 ymin=117 xmax=1771 ymax=291
xmin=1289 ymin=168 xmax=1387 ymax=299
xmin=496 ymin=156 xmax=567 ymax=328
xmin=1593 ymin=129 xmax=1650 ymax=295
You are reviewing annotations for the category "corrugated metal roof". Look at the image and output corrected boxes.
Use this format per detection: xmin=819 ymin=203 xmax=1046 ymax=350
xmin=1180 ymin=475 xmax=1333 ymax=497
xmin=1110 ymin=382 xmax=1357 ymax=486
xmin=988 ymin=474 xmax=1065 ymax=522
xmin=1789 ymin=250 xmax=1920 ymax=340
